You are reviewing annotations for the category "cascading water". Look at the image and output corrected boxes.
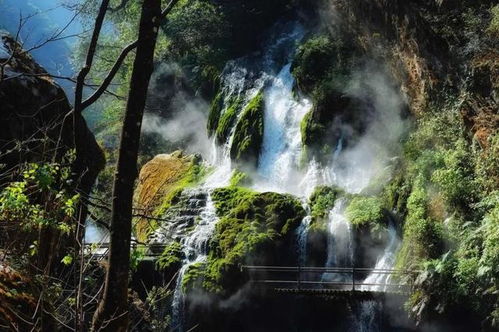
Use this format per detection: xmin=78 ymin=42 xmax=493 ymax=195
xmin=296 ymin=202 xmax=311 ymax=266
xmin=171 ymin=194 xmax=218 ymax=331
xmin=322 ymin=198 xmax=354 ymax=283
xmin=361 ymin=221 xmax=400 ymax=292
xmin=350 ymin=301 xmax=382 ymax=332
xmin=254 ymin=62 xmax=311 ymax=194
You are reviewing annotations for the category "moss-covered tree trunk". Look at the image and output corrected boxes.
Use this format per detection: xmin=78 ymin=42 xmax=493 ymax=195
xmin=91 ymin=0 xmax=161 ymax=330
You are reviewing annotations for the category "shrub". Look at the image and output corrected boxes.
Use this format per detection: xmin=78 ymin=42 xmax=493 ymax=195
xmin=308 ymin=185 xmax=341 ymax=223
xmin=292 ymin=35 xmax=337 ymax=94
xmin=345 ymin=196 xmax=384 ymax=226
xmin=487 ymin=5 xmax=499 ymax=36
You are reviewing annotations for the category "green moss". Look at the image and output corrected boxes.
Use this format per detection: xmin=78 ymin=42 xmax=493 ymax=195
xmin=207 ymin=91 xmax=224 ymax=136
xmin=211 ymin=186 xmax=256 ymax=216
xmin=309 ymin=185 xmax=341 ymax=222
xmin=230 ymin=92 xmax=265 ymax=167
xmin=345 ymin=196 xmax=384 ymax=226
xmin=156 ymin=241 xmax=184 ymax=271
xmin=197 ymin=188 xmax=306 ymax=293
xmin=300 ymin=111 xmax=325 ymax=147
xmin=215 ymin=96 xmax=243 ymax=144
xmin=229 ymin=169 xmax=252 ymax=187
xmin=182 ymin=262 xmax=205 ymax=292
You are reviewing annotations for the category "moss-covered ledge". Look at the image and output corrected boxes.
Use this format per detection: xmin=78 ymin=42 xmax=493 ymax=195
xmin=182 ymin=186 xmax=305 ymax=295
xmin=230 ymin=91 xmax=265 ymax=168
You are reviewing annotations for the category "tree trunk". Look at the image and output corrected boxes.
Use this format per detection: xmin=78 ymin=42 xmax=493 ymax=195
xmin=91 ymin=0 xmax=161 ymax=330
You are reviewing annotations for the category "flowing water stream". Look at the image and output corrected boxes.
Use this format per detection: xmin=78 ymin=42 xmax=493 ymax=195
xmin=171 ymin=194 xmax=218 ymax=330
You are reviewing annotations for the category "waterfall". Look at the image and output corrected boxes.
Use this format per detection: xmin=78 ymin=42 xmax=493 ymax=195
xmin=254 ymin=62 xmax=311 ymax=194
xmin=325 ymin=198 xmax=353 ymax=268
xmin=296 ymin=202 xmax=311 ymax=266
xmin=350 ymin=301 xmax=382 ymax=332
xmin=322 ymin=198 xmax=354 ymax=283
xmin=361 ymin=221 xmax=400 ymax=292
xmin=171 ymin=194 xmax=219 ymax=331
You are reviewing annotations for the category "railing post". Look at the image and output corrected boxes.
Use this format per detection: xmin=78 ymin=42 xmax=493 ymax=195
xmin=298 ymin=265 xmax=301 ymax=290
xmin=352 ymin=268 xmax=355 ymax=292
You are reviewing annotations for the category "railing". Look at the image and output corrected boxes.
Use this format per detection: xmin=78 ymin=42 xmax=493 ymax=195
xmin=83 ymin=243 xmax=167 ymax=261
xmin=242 ymin=265 xmax=417 ymax=294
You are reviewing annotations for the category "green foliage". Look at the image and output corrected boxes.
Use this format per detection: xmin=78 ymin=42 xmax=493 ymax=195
xmin=164 ymin=0 xmax=230 ymax=67
xmin=182 ymin=262 xmax=205 ymax=292
xmin=396 ymin=179 xmax=445 ymax=270
xmin=345 ymin=196 xmax=384 ymax=226
xmin=308 ymin=186 xmax=340 ymax=224
xmin=487 ymin=5 xmax=499 ymax=35
xmin=430 ymin=139 xmax=476 ymax=209
xmin=408 ymin=253 xmax=459 ymax=322
xmin=292 ymin=35 xmax=337 ymax=94
xmin=156 ymin=241 xmax=184 ymax=271
xmin=476 ymin=133 xmax=499 ymax=193
xmin=61 ymin=255 xmax=73 ymax=266
xmin=230 ymin=92 xmax=265 ymax=166
xmin=0 ymin=160 xmax=78 ymax=235
xmin=391 ymin=101 xmax=499 ymax=327
xmin=130 ymin=247 xmax=146 ymax=272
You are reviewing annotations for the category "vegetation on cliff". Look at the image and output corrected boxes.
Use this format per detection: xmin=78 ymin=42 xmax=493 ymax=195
xmin=230 ymin=92 xmax=265 ymax=167
xmin=181 ymin=187 xmax=305 ymax=294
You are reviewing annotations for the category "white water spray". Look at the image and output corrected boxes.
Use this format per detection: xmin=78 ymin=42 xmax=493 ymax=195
xmin=361 ymin=222 xmax=400 ymax=292
xmin=171 ymin=194 xmax=219 ymax=331
xmin=254 ymin=63 xmax=311 ymax=194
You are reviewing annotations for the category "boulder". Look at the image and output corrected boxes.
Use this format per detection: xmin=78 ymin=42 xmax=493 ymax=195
xmin=134 ymin=151 xmax=202 ymax=241
xmin=0 ymin=32 xmax=104 ymax=193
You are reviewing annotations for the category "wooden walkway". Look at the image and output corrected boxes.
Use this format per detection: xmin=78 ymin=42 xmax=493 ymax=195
xmin=242 ymin=265 xmax=417 ymax=296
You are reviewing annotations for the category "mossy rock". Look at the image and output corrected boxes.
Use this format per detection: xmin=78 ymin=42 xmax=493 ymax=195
xmin=308 ymin=185 xmax=342 ymax=228
xmin=230 ymin=92 xmax=265 ymax=168
xmin=292 ymin=32 xmax=364 ymax=164
xmin=133 ymin=151 xmax=207 ymax=242
xmin=182 ymin=262 xmax=205 ymax=292
xmin=207 ymin=91 xmax=224 ymax=136
xmin=215 ymin=95 xmax=243 ymax=144
xmin=190 ymin=187 xmax=305 ymax=294
xmin=291 ymin=35 xmax=338 ymax=94
xmin=156 ymin=241 xmax=184 ymax=271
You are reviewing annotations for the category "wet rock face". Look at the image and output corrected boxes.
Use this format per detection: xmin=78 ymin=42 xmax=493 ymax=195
xmin=148 ymin=188 xmax=208 ymax=246
xmin=134 ymin=151 xmax=202 ymax=241
xmin=0 ymin=32 xmax=104 ymax=191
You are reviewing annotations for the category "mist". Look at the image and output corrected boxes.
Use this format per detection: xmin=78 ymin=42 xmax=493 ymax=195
xmin=142 ymin=93 xmax=212 ymax=159
xmin=327 ymin=64 xmax=409 ymax=194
